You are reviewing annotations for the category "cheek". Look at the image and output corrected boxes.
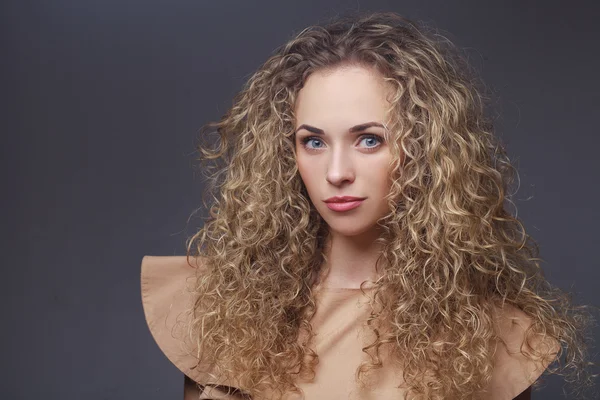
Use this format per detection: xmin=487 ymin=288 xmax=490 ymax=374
xmin=367 ymin=156 xmax=392 ymax=182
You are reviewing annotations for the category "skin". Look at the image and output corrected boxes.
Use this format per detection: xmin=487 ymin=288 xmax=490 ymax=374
xmin=294 ymin=64 xmax=399 ymax=289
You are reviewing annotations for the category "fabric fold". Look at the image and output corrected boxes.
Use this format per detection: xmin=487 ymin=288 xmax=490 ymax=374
xmin=140 ymin=255 xmax=213 ymax=385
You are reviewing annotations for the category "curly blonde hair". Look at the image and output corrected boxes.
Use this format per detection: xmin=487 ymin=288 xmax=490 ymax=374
xmin=185 ymin=11 xmax=597 ymax=399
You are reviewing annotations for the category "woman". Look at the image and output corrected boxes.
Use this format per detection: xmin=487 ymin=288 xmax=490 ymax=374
xmin=141 ymin=11 xmax=595 ymax=400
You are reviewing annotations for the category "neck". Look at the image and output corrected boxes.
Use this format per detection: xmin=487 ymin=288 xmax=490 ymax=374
xmin=319 ymin=227 xmax=384 ymax=289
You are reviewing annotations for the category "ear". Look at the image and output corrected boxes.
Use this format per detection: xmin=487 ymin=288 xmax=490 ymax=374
xmin=482 ymin=303 xmax=560 ymax=400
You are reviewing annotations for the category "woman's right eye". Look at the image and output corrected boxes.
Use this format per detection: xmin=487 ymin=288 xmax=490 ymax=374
xmin=301 ymin=137 xmax=324 ymax=149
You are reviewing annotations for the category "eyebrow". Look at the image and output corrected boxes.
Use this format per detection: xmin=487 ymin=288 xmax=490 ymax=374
xmin=295 ymin=122 xmax=385 ymax=135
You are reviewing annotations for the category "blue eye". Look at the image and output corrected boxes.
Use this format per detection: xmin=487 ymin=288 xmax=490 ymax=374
xmin=302 ymin=137 xmax=324 ymax=149
xmin=359 ymin=135 xmax=381 ymax=148
xmin=300 ymin=134 xmax=383 ymax=151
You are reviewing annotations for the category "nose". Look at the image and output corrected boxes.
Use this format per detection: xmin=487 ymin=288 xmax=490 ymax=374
xmin=325 ymin=147 xmax=355 ymax=186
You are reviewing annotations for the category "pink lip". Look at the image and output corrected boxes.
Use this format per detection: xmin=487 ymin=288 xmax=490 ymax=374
xmin=324 ymin=196 xmax=366 ymax=203
xmin=325 ymin=199 xmax=364 ymax=212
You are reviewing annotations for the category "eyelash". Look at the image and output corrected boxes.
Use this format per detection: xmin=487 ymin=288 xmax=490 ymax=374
xmin=300 ymin=134 xmax=384 ymax=152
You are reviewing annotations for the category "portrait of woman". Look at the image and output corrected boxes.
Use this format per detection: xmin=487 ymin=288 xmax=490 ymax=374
xmin=140 ymin=11 xmax=596 ymax=400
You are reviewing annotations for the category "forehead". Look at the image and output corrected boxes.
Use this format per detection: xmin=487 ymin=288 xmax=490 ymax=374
xmin=294 ymin=65 xmax=392 ymax=128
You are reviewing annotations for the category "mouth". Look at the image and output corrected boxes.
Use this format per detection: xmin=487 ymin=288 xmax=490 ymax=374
xmin=324 ymin=196 xmax=367 ymax=203
xmin=323 ymin=197 xmax=366 ymax=212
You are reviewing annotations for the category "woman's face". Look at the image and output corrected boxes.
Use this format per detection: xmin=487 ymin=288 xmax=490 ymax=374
xmin=294 ymin=65 xmax=395 ymax=237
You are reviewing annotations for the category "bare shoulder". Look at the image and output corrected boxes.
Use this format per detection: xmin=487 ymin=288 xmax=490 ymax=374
xmin=482 ymin=302 xmax=561 ymax=400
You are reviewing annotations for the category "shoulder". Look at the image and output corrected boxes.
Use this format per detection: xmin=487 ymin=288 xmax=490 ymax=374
xmin=141 ymin=255 xmax=205 ymax=285
xmin=140 ymin=255 xmax=216 ymax=384
xmin=140 ymin=255 xmax=205 ymax=324
xmin=482 ymin=302 xmax=561 ymax=400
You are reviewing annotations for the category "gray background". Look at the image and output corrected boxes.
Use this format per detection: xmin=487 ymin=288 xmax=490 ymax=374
xmin=2 ymin=0 xmax=598 ymax=399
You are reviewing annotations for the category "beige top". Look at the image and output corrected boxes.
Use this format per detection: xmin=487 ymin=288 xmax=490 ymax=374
xmin=141 ymin=255 xmax=558 ymax=400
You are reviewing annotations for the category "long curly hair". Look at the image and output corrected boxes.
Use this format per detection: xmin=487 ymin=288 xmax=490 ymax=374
xmin=185 ymin=11 xmax=597 ymax=399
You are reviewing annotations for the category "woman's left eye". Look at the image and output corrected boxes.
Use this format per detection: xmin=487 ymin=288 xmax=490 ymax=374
xmin=359 ymin=135 xmax=383 ymax=148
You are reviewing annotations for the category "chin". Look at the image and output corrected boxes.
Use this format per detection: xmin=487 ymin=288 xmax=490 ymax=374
xmin=326 ymin=223 xmax=377 ymax=238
